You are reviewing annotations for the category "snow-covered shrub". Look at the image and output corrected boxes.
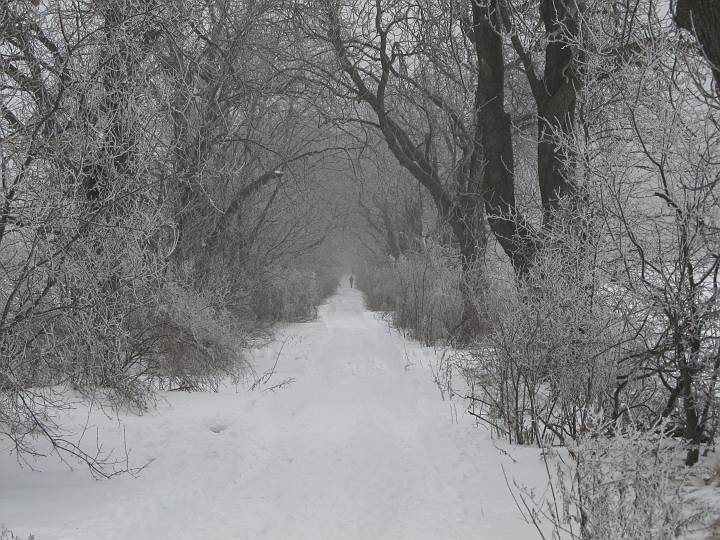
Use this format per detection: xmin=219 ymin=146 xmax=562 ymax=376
xmin=557 ymin=1 xmax=720 ymax=466
xmin=0 ymin=223 xmax=165 ymax=472
xmin=0 ymin=0 xmax=179 ymax=470
xmin=356 ymin=263 xmax=397 ymax=312
xmin=250 ymin=269 xmax=322 ymax=323
xmin=315 ymin=267 xmax=340 ymax=300
xmin=466 ymin=198 xmax=619 ymax=445
xmin=520 ymin=419 xmax=697 ymax=539
xmin=148 ymin=280 xmax=250 ymax=392
xmin=392 ymin=245 xmax=464 ymax=345
xmin=357 ymin=243 xmax=463 ymax=344
xmin=0 ymin=526 xmax=33 ymax=540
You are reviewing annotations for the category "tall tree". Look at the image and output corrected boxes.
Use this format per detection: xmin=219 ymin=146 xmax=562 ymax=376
xmin=293 ymin=0 xmax=584 ymax=330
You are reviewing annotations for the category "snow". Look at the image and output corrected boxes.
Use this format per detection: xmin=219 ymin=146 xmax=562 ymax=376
xmin=1 ymin=285 xmax=547 ymax=539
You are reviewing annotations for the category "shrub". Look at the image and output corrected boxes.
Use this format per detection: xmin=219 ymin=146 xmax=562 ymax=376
xmin=0 ymin=526 xmax=33 ymax=540
xmin=148 ymin=280 xmax=250 ymax=392
xmin=464 ymin=202 xmax=619 ymax=446
xmin=512 ymin=419 xmax=698 ymax=540
xmin=357 ymin=243 xmax=464 ymax=345
xmin=357 ymin=263 xmax=397 ymax=312
xmin=250 ymin=269 xmax=323 ymax=323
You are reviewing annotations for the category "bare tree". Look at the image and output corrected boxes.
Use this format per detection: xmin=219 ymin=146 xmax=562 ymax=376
xmin=0 ymin=0 xmax=168 ymax=471
xmin=286 ymin=1 xmax=594 ymax=332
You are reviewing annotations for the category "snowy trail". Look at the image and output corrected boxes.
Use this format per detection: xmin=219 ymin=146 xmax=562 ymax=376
xmin=1 ymin=285 xmax=545 ymax=540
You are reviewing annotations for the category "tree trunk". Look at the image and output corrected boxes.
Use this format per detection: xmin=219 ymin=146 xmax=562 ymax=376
xmin=675 ymin=0 xmax=720 ymax=95
xmin=682 ymin=367 xmax=702 ymax=466
xmin=537 ymin=0 xmax=578 ymax=226
xmin=471 ymin=1 xmax=533 ymax=275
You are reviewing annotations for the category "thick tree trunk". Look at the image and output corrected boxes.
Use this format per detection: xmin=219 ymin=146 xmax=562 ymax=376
xmin=326 ymin=2 xmax=533 ymax=335
xmin=455 ymin=220 xmax=490 ymax=338
xmin=536 ymin=0 xmax=578 ymax=225
xmin=471 ymin=1 xmax=533 ymax=275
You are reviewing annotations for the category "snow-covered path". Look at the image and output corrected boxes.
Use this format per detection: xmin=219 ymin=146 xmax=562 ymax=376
xmin=1 ymin=285 xmax=544 ymax=540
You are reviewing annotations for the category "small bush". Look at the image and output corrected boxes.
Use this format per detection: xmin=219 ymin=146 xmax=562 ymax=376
xmin=513 ymin=419 xmax=698 ymax=540
xmin=464 ymin=201 xmax=620 ymax=446
xmin=358 ymin=243 xmax=463 ymax=344
xmin=316 ymin=267 xmax=340 ymax=299
xmin=357 ymin=263 xmax=397 ymax=312
xmin=250 ymin=269 xmax=323 ymax=323
xmin=0 ymin=526 xmax=33 ymax=540
xmin=148 ymin=281 xmax=250 ymax=391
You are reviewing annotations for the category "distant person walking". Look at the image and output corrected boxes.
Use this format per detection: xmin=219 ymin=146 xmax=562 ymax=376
xmin=349 ymin=275 xmax=354 ymax=288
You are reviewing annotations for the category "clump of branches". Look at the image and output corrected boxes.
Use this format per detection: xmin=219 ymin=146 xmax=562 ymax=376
xmin=0 ymin=0 xmax=170 ymax=472
xmin=0 ymin=0 xmax=337 ymax=472
xmin=359 ymin=240 xmax=464 ymax=345
xmin=250 ymin=269 xmax=324 ymax=323
xmin=461 ymin=0 xmax=719 ymax=469
xmin=1 ymin=524 xmax=33 ymax=540
xmin=509 ymin=418 xmax=701 ymax=540
xmin=465 ymin=195 xmax=619 ymax=446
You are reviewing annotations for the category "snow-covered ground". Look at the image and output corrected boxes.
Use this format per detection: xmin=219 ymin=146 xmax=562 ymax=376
xmin=1 ymin=284 xmax=548 ymax=540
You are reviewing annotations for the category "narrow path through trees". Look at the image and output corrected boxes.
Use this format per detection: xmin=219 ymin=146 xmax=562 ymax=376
xmin=1 ymin=284 xmax=546 ymax=539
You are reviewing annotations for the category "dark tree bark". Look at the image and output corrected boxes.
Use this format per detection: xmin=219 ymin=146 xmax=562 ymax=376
xmin=322 ymin=1 xmax=533 ymax=335
xmin=505 ymin=0 xmax=579 ymax=227
xmin=325 ymin=2 xmax=534 ymax=277
xmin=470 ymin=2 xmax=532 ymax=274
xmin=536 ymin=0 xmax=579 ymax=222
xmin=675 ymin=0 xmax=720 ymax=95
xmin=318 ymin=0 xmax=589 ymax=334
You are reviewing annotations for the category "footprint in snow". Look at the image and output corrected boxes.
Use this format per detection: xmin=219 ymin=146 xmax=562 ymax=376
xmin=207 ymin=421 xmax=231 ymax=434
